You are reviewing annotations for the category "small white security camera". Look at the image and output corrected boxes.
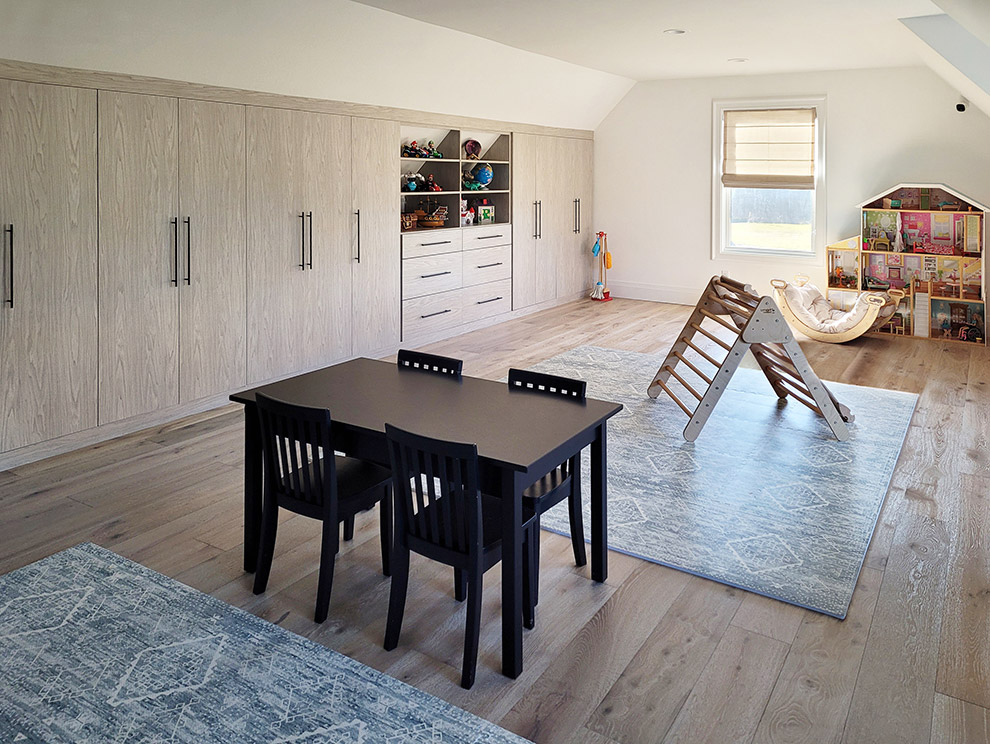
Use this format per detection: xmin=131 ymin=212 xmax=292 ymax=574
xmin=956 ymin=98 xmax=968 ymax=113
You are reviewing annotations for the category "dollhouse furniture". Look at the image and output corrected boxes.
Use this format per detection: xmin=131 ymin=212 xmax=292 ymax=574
xmin=826 ymin=184 xmax=986 ymax=345
xmin=647 ymin=276 xmax=852 ymax=441
xmin=770 ymin=276 xmax=903 ymax=343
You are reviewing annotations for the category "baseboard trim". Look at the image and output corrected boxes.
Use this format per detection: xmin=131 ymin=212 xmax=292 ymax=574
xmin=606 ymin=281 xmax=698 ymax=306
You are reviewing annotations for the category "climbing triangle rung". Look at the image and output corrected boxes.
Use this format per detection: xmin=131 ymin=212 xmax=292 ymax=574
xmin=700 ymin=308 xmax=741 ymax=333
xmin=682 ymin=338 xmax=722 ymax=368
xmin=664 ymin=365 xmax=703 ymax=401
xmin=651 ymin=377 xmax=695 ymax=417
xmin=672 ymin=351 xmax=713 ymax=385
xmin=690 ymin=322 xmax=732 ymax=351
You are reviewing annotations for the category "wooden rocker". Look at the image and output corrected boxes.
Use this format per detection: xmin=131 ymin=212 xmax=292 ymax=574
xmin=647 ymin=275 xmax=853 ymax=442
xmin=770 ymin=276 xmax=905 ymax=344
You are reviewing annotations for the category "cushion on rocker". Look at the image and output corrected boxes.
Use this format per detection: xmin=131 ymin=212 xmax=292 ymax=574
xmin=782 ymin=282 xmax=894 ymax=334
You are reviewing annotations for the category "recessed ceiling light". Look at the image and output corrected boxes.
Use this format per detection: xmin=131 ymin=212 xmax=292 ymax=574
xmin=663 ymin=28 xmax=686 ymax=35
xmin=728 ymin=57 xmax=748 ymax=63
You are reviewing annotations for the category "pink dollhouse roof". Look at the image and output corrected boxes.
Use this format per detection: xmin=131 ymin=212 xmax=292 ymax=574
xmin=857 ymin=183 xmax=989 ymax=213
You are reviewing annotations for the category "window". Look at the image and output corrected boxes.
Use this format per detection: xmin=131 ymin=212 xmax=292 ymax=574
xmin=713 ymin=98 xmax=825 ymax=261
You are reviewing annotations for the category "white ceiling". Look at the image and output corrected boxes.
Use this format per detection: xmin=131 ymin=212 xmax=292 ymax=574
xmin=352 ymin=0 xmax=942 ymax=81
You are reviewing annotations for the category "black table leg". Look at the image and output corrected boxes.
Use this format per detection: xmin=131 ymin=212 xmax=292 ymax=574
xmin=500 ymin=467 xmax=524 ymax=678
xmin=591 ymin=421 xmax=608 ymax=583
xmin=243 ymin=403 xmax=261 ymax=573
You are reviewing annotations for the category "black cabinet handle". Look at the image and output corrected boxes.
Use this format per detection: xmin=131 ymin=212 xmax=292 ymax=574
xmin=171 ymin=218 xmax=179 ymax=286
xmin=539 ymin=200 xmax=543 ymax=239
xmin=476 ymin=234 xmax=503 ymax=241
xmin=421 ymin=308 xmax=452 ymax=319
xmin=533 ymin=201 xmax=539 ymax=239
xmin=4 ymin=224 xmax=12 ymax=308
xmin=184 ymin=217 xmax=191 ymax=285
xmin=420 ymin=271 xmax=452 ymax=279
xmin=422 ymin=240 xmax=451 ymax=247
xmin=573 ymin=199 xmax=579 ymax=233
xmin=476 ymin=296 xmax=503 ymax=305
xmin=307 ymin=211 xmax=313 ymax=269
xmin=299 ymin=212 xmax=306 ymax=270
xmin=477 ymin=262 xmax=503 ymax=269
xmin=577 ymin=198 xmax=581 ymax=233
xmin=355 ymin=209 xmax=361 ymax=263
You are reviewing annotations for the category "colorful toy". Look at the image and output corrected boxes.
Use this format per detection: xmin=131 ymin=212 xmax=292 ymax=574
xmin=425 ymin=174 xmax=442 ymax=192
xmin=590 ymin=231 xmax=612 ymax=301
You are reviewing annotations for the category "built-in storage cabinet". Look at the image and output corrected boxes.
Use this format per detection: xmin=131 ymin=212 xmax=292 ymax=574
xmin=352 ymin=117 xmax=400 ymax=355
xmin=0 ymin=80 xmax=98 ymax=451
xmin=98 ymin=91 xmax=181 ymax=424
xmin=246 ymin=107 xmax=352 ymax=383
xmin=0 ymin=63 xmax=594 ymax=462
xmin=99 ymin=92 xmax=249 ymax=425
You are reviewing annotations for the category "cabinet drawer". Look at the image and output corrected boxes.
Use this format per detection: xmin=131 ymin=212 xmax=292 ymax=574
xmin=403 ymin=252 xmax=463 ymax=299
xmin=461 ymin=279 xmax=512 ymax=324
xmin=462 ymin=245 xmax=512 ymax=287
xmin=403 ymin=290 xmax=463 ymax=337
xmin=463 ymin=223 xmax=511 ymax=249
xmin=401 ymin=228 xmax=462 ymax=259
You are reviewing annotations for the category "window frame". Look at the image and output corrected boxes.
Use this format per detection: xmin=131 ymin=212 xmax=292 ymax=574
xmin=711 ymin=96 xmax=827 ymax=264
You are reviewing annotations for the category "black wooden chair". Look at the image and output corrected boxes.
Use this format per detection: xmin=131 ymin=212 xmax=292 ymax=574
xmin=396 ymin=348 xmax=463 ymax=378
xmin=253 ymin=393 xmax=392 ymax=623
xmin=383 ymin=423 xmax=538 ymax=689
xmin=508 ymin=369 xmax=588 ymax=603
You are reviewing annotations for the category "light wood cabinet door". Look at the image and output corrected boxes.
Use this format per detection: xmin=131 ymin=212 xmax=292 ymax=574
xmin=178 ymin=99 xmax=247 ymax=402
xmin=351 ymin=116 xmax=399 ymax=355
xmin=98 ymin=91 xmax=179 ymax=424
xmin=511 ymin=132 xmax=542 ymax=309
xmin=0 ymin=80 xmax=98 ymax=451
xmin=301 ymin=110 xmax=352 ymax=368
xmin=555 ymin=136 xmax=594 ymax=298
xmin=246 ymin=107 xmax=353 ymax=382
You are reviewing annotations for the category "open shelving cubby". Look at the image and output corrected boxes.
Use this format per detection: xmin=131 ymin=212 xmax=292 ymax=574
xmin=399 ymin=126 xmax=511 ymax=232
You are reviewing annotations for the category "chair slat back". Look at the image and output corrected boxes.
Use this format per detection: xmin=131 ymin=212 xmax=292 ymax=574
xmin=397 ymin=349 xmax=463 ymax=378
xmin=507 ymin=368 xmax=587 ymax=401
xmin=385 ymin=423 xmax=480 ymax=555
xmin=256 ymin=394 xmax=335 ymax=510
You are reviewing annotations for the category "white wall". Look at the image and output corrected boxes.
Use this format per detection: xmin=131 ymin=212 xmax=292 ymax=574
xmin=595 ymin=66 xmax=990 ymax=302
xmin=0 ymin=0 xmax=633 ymax=131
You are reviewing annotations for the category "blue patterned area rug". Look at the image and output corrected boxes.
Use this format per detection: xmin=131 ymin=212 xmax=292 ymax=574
xmin=0 ymin=543 xmax=528 ymax=743
xmin=533 ymin=346 xmax=917 ymax=618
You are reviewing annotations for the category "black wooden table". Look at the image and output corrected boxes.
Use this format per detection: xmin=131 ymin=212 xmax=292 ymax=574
xmin=230 ymin=357 xmax=623 ymax=679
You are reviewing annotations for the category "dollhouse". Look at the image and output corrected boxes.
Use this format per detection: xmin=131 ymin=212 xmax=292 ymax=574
xmin=825 ymin=184 xmax=987 ymax=345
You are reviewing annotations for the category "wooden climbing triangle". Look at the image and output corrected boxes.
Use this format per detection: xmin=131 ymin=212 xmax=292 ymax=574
xmin=647 ymin=275 xmax=853 ymax=441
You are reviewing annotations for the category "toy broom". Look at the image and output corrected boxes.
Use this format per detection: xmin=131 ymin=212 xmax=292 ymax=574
xmin=590 ymin=231 xmax=612 ymax=301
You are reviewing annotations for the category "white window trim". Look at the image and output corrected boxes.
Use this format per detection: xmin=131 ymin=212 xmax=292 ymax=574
xmin=711 ymin=96 xmax=827 ymax=265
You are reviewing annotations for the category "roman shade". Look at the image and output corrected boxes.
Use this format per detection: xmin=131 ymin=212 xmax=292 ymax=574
xmin=722 ymin=108 xmax=816 ymax=189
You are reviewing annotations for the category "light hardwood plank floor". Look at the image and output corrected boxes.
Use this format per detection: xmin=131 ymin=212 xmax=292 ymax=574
xmin=2 ymin=297 xmax=989 ymax=744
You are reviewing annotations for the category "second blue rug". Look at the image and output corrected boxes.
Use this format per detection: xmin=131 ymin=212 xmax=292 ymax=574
xmin=532 ymin=345 xmax=917 ymax=618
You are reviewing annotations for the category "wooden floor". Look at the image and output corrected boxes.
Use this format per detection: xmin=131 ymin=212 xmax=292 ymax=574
xmin=2 ymin=297 xmax=989 ymax=744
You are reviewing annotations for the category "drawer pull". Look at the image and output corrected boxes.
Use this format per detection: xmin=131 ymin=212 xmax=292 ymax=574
xmin=420 ymin=270 xmax=452 ymax=279
xmin=475 ymin=234 xmax=503 ymax=240
xmin=421 ymin=309 xmax=452 ymax=319
xmin=421 ymin=240 xmax=451 ymax=247
xmin=477 ymin=262 xmax=503 ymax=269
xmin=476 ymin=296 xmax=503 ymax=305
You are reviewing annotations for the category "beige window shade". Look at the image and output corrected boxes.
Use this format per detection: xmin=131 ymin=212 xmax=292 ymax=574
xmin=722 ymin=108 xmax=816 ymax=189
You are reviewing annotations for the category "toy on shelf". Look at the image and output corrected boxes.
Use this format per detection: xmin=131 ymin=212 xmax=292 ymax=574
xmin=415 ymin=198 xmax=448 ymax=229
xmin=425 ymin=174 xmax=442 ymax=192
xmin=401 ymin=172 xmax=426 ymax=192
xmin=400 ymin=140 xmax=444 ymax=159
xmin=462 ymin=162 xmax=493 ymax=191
xmin=647 ymin=275 xmax=853 ymax=442
xmin=463 ymin=139 xmax=481 ymax=160
xmin=459 ymin=199 xmax=475 ymax=227
xmin=590 ymin=231 xmax=612 ymax=301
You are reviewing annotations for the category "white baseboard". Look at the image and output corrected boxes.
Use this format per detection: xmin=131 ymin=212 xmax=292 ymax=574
xmin=606 ymin=280 xmax=699 ymax=306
